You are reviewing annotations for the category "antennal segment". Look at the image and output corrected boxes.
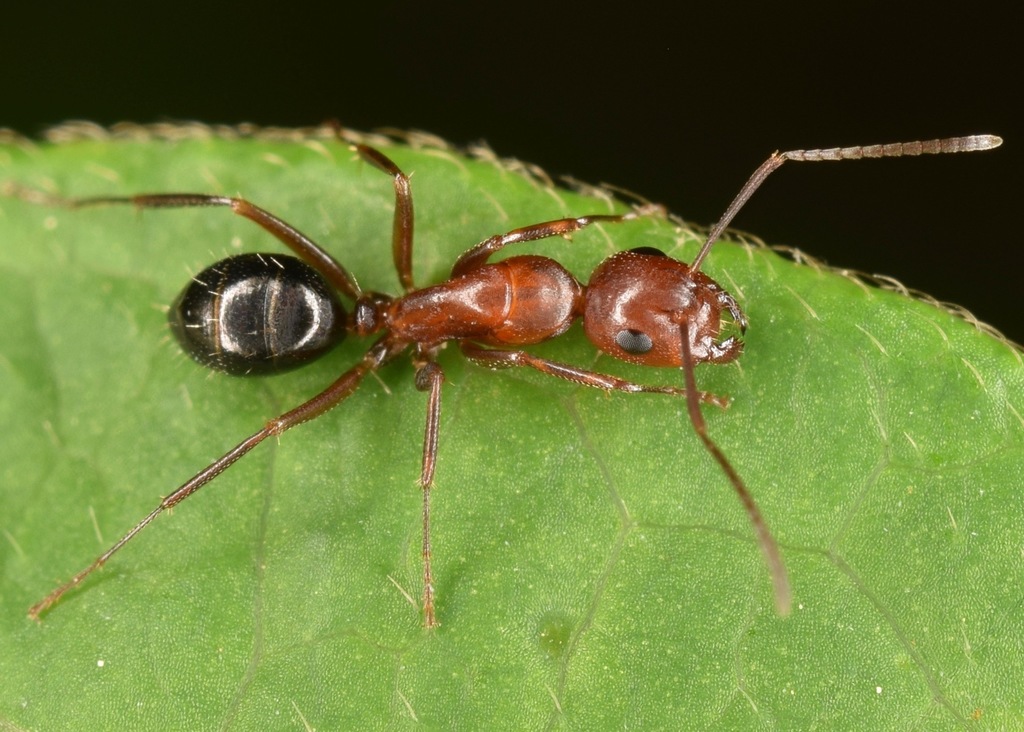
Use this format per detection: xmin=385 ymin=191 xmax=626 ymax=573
xmin=689 ymin=134 xmax=1003 ymax=272
xmin=676 ymin=319 xmax=791 ymax=615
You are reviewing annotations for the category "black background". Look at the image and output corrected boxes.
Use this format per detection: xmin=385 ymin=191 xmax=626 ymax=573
xmin=3 ymin=3 xmax=1018 ymax=341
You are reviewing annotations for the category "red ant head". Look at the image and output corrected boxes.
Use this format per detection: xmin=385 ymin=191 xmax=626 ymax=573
xmin=583 ymin=247 xmax=747 ymax=368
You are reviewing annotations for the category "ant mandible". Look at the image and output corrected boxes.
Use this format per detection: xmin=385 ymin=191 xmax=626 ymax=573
xmin=23 ymin=133 xmax=1002 ymax=628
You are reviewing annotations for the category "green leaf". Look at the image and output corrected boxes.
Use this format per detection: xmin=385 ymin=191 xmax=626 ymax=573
xmin=1 ymin=127 xmax=1021 ymax=730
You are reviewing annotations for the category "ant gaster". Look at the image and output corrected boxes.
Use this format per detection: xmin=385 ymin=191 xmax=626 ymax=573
xmin=21 ymin=134 xmax=1002 ymax=627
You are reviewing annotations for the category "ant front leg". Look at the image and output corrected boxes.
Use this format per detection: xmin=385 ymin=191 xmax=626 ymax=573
xmin=412 ymin=351 xmax=446 ymax=628
xmin=460 ymin=342 xmax=730 ymax=408
xmin=451 ymin=211 xmax=646 ymax=277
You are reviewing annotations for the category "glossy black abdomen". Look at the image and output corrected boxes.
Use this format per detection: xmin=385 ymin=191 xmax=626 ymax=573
xmin=170 ymin=252 xmax=348 ymax=375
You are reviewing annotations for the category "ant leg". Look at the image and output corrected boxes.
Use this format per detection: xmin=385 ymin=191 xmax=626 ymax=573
xmin=20 ymin=188 xmax=363 ymax=301
xmin=675 ymin=319 xmax=791 ymax=616
xmin=28 ymin=338 xmax=399 ymax=620
xmin=351 ymin=145 xmax=416 ymax=293
xmin=412 ymin=356 xmax=445 ymax=628
xmin=452 ymin=210 xmax=647 ymax=278
xmin=460 ymin=342 xmax=730 ymax=408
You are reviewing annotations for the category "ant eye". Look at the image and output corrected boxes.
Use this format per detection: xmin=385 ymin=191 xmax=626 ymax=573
xmin=628 ymin=246 xmax=666 ymax=257
xmin=615 ymin=328 xmax=654 ymax=354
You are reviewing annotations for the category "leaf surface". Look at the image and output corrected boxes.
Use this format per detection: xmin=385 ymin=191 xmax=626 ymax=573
xmin=1 ymin=128 xmax=1020 ymax=730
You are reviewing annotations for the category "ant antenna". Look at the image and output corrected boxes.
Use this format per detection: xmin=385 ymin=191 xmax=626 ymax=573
xmin=676 ymin=319 xmax=791 ymax=615
xmin=689 ymin=134 xmax=1003 ymax=272
xmin=675 ymin=133 xmax=1001 ymax=614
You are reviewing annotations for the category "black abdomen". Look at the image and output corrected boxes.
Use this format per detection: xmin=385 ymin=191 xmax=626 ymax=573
xmin=170 ymin=253 xmax=348 ymax=375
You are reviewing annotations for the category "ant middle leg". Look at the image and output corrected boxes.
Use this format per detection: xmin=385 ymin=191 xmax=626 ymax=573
xmin=351 ymin=145 xmax=416 ymax=294
xmin=412 ymin=353 xmax=446 ymax=628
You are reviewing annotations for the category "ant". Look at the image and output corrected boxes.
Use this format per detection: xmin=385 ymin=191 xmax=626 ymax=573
xmin=16 ymin=133 xmax=1001 ymax=628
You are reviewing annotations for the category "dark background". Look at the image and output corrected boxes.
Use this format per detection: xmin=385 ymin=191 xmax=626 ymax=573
xmin=3 ymin=3 xmax=1018 ymax=341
